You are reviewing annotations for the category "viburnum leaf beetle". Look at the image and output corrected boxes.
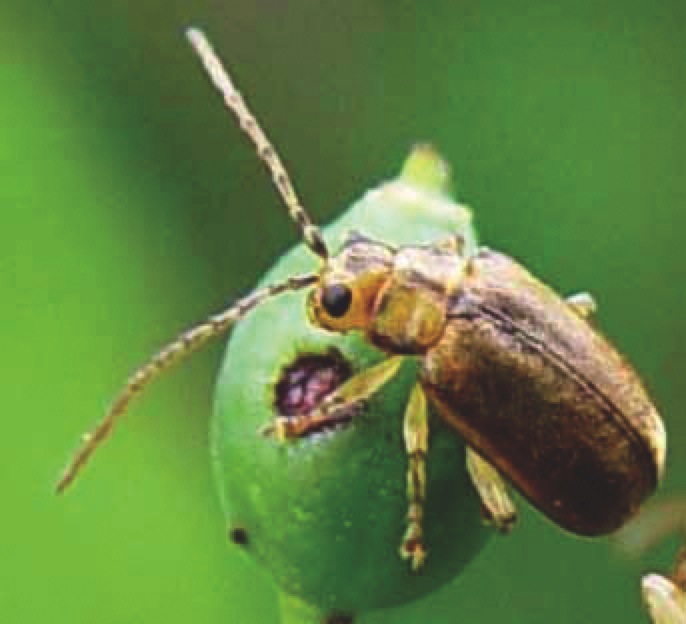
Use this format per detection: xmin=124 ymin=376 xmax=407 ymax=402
xmin=56 ymin=28 xmax=679 ymax=623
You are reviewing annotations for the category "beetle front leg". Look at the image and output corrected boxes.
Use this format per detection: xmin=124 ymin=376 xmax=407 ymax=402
xmin=466 ymin=447 xmax=518 ymax=534
xmin=261 ymin=356 xmax=404 ymax=440
xmin=400 ymin=383 xmax=429 ymax=571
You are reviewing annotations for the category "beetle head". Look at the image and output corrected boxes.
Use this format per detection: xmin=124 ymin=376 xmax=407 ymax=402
xmin=308 ymin=232 xmax=394 ymax=333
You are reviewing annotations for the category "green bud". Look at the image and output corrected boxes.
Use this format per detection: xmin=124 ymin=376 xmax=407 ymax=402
xmin=213 ymin=150 xmax=489 ymax=620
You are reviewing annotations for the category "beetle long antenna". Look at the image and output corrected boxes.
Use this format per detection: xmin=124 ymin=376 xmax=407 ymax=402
xmin=56 ymin=273 xmax=318 ymax=494
xmin=186 ymin=28 xmax=329 ymax=260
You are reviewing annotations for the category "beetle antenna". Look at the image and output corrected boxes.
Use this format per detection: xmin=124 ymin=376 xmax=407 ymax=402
xmin=186 ymin=27 xmax=329 ymax=260
xmin=56 ymin=273 xmax=318 ymax=494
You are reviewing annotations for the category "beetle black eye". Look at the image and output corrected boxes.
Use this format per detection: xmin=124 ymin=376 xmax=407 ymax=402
xmin=321 ymin=284 xmax=353 ymax=318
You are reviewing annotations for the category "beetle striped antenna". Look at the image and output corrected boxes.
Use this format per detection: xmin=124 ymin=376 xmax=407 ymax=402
xmin=56 ymin=273 xmax=318 ymax=494
xmin=186 ymin=27 xmax=329 ymax=260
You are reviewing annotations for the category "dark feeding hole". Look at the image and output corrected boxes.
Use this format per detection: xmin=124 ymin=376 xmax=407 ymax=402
xmin=274 ymin=349 xmax=355 ymax=435
xmin=229 ymin=527 xmax=249 ymax=546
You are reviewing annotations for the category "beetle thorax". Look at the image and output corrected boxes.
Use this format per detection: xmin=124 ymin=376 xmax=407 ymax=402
xmin=368 ymin=243 xmax=466 ymax=354
xmin=309 ymin=234 xmax=466 ymax=355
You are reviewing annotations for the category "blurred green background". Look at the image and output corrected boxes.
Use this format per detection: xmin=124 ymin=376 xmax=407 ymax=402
xmin=2 ymin=1 xmax=684 ymax=622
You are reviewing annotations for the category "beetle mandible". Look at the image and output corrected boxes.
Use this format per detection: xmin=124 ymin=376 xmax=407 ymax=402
xmin=57 ymin=28 xmax=679 ymax=622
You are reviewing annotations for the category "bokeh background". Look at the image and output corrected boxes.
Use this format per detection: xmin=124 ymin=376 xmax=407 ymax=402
xmin=2 ymin=1 xmax=685 ymax=622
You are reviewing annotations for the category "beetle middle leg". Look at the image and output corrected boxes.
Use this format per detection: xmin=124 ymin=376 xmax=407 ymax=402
xmin=466 ymin=447 xmax=518 ymax=534
xmin=400 ymin=383 xmax=429 ymax=571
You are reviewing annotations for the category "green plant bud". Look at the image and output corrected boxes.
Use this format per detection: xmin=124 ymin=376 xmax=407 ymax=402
xmin=213 ymin=147 xmax=489 ymax=620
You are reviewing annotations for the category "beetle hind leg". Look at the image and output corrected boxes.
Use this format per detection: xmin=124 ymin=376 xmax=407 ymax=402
xmin=400 ymin=383 xmax=430 ymax=571
xmin=566 ymin=292 xmax=597 ymax=318
xmin=466 ymin=447 xmax=518 ymax=534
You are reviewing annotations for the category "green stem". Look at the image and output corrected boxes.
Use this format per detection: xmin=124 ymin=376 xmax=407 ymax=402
xmin=278 ymin=590 xmax=328 ymax=624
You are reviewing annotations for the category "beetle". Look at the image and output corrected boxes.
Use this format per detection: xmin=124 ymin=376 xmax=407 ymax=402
xmin=57 ymin=28 xmax=679 ymax=623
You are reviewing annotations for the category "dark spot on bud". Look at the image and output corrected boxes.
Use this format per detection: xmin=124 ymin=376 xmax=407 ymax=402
xmin=229 ymin=527 xmax=249 ymax=546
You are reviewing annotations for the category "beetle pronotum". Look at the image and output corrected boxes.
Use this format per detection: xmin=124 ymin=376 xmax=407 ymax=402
xmin=58 ymin=28 xmax=679 ymax=623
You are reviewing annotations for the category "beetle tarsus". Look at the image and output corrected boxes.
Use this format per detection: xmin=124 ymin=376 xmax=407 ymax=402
xmin=616 ymin=500 xmax=686 ymax=624
xmin=643 ymin=540 xmax=686 ymax=623
xmin=466 ymin=447 xmax=518 ymax=534
xmin=642 ymin=573 xmax=686 ymax=624
xmin=566 ymin=292 xmax=597 ymax=318
xmin=400 ymin=521 xmax=427 ymax=572
xmin=258 ymin=418 xmax=289 ymax=441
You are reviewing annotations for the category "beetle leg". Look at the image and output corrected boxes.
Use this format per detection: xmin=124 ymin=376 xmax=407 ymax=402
xmin=466 ymin=447 xmax=518 ymax=534
xmin=642 ymin=545 xmax=686 ymax=624
xmin=399 ymin=383 xmax=429 ymax=571
xmin=566 ymin=292 xmax=597 ymax=318
xmin=616 ymin=499 xmax=686 ymax=623
xmin=261 ymin=356 xmax=404 ymax=440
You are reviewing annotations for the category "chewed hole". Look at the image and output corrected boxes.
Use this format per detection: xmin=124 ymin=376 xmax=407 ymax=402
xmin=274 ymin=349 xmax=354 ymax=435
